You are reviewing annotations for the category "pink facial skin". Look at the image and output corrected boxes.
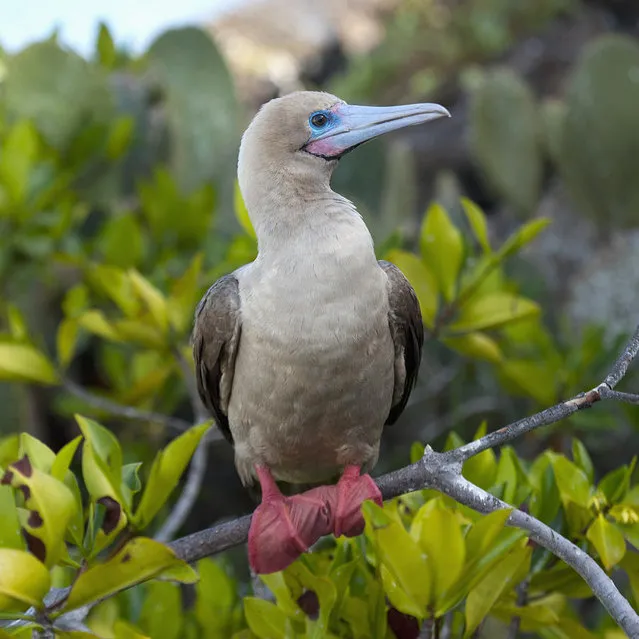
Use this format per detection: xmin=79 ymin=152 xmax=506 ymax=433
xmin=303 ymin=137 xmax=347 ymax=158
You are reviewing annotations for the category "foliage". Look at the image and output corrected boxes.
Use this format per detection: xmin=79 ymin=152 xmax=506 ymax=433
xmin=0 ymin=422 xmax=638 ymax=637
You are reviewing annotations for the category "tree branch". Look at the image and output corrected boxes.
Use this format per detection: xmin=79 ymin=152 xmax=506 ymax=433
xmin=169 ymin=324 xmax=639 ymax=637
xmin=62 ymin=378 xmax=195 ymax=433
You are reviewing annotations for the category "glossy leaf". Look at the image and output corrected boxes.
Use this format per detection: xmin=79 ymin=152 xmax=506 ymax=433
xmin=128 ymin=269 xmax=169 ymax=332
xmin=50 ymin=436 xmax=82 ymax=482
xmin=244 ymin=597 xmax=289 ymax=639
xmin=0 ymin=342 xmax=58 ymax=385
xmin=551 ymin=456 xmax=591 ymax=508
xmin=465 ymin=508 xmax=513 ymax=562
xmin=2 ymin=455 xmax=75 ymax=566
xmin=0 ymin=549 xmax=51 ymax=611
xmin=464 ymin=542 xmax=531 ymax=637
xmin=420 ymin=202 xmax=464 ymax=302
xmin=62 ymin=537 xmax=198 ymax=612
xmin=385 ymin=249 xmax=438 ymax=329
xmin=0 ymin=486 xmax=24 ymax=549
xmin=450 ymin=293 xmax=539 ymax=333
xmin=461 ymin=197 xmax=491 ymax=253
xmin=443 ymin=331 xmax=503 ymax=363
xmin=195 ymin=558 xmax=236 ymax=634
xmin=363 ymin=501 xmax=430 ymax=614
xmin=139 ymin=582 xmax=182 ymax=639
xmin=411 ymin=500 xmax=465 ymax=609
xmin=135 ymin=422 xmax=210 ymax=528
xmin=586 ymin=514 xmax=626 ymax=570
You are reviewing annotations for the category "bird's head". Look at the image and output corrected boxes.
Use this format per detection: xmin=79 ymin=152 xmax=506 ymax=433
xmin=237 ymin=91 xmax=450 ymax=229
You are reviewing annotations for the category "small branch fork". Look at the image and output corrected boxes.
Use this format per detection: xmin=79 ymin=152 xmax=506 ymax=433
xmin=169 ymin=324 xmax=639 ymax=638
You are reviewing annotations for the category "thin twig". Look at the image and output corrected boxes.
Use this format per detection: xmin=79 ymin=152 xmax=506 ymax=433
xmin=154 ymin=439 xmax=208 ymax=542
xmin=154 ymin=349 xmax=213 ymax=542
xmin=63 ymin=378 xmax=193 ymax=433
xmin=507 ymin=578 xmax=530 ymax=639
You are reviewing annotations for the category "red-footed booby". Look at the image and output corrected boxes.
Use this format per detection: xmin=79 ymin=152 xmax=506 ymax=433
xmin=193 ymin=91 xmax=450 ymax=574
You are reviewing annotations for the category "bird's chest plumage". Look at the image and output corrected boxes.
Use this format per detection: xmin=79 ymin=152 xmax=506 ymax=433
xmin=228 ymin=237 xmax=395 ymax=484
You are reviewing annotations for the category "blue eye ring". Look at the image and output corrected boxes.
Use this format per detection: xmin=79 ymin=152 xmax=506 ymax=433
xmin=310 ymin=111 xmax=330 ymax=129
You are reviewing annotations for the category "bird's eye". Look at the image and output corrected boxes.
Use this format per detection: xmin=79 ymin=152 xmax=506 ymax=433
xmin=310 ymin=112 xmax=329 ymax=128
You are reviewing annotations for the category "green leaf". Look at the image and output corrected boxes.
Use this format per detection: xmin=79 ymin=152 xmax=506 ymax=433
xmin=0 ymin=342 xmax=58 ymax=385
xmin=76 ymin=415 xmax=122 ymax=488
xmin=380 ymin=564 xmax=424 ymax=618
xmin=586 ymin=514 xmax=626 ymax=570
xmin=96 ymin=22 xmax=117 ymax=69
xmin=0 ymin=120 xmax=38 ymax=205
xmin=385 ymin=249 xmax=438 ymax=328
xmin=551 ymin=456 xmax=591 ymax=508
xmin=135 ymin=423 xmax=210 ymax=528
xmin=77 ymin=310 xmax=121 ymax=342
xmin=106 ymin=117 xmax=134 ymax=160
xmin=0 ymin=549 xmax=51 ymax=611
xmin=51 ymin=436 xmax=82 ymax=481
xmin=19 ymin=433 xmax=55 ymax=472
xmin=139 ymin=582 xmax=182 ymax=639
xmin=98 ymin=213 xmax=143 ymax=269
xmin=7 ymin=304 xmax=28 ymax=342
xmin=411 ymin=500 xmax=465 ymax=611
xmin=195 ymin=559 xmax=236 ymax=633
xmin=450 ymin=293 xmax=539 ymax=333
xmin=57 ymin=318 xmax=79 ymax=369
xmin=167 ymin=253 xmax=204 ymax=333
xmin=234 ymin=180 xmax=256 ymax=239
xmin=620 ymin=552 xmax=639 ymax=606
xmin=599 ymin=465 xmax=632 ymax=504
xmin=0 ymin=486 xmax=24 ymax=549
xmin=464 ymin=542 xmax=531 ymax=637
xmin=420 ymin=202 xmax=464 ymax=303
xmin=2 ymin=455 xmax=76 ymax=567
xmin=443 ymin=331 xmax=502 ymax=363
xmin=461 ymin=198 xmax=491 ymax=253
xmin=86 ymin=265 xmax=140 ymax=318
xmin=499 ymin=358 xmax=557 ymax=406
xmin=244 ymin=597 xmax=289 ymax=639
xmin=462 ymin=423 xmax=498 ymax=489
xmin=465 ymin=508 xmax=513 ymax=562
xmin=363 ymin=501 xmax=430 ymax=615
xmin=61 ymin=537 xmax=198 ymax=612
xmin=128 ymin=270 xmax=169 ymax=333
xmin=571 ymin=439 xmax=594 ymax=484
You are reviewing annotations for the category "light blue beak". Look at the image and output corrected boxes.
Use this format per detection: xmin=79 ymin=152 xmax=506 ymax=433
xmin=304 ymin=102 xmax=450 ymax=158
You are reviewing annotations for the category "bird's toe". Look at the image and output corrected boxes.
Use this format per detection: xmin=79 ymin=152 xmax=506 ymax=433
xmin=333 ymin=467 xmax=383 ymax=538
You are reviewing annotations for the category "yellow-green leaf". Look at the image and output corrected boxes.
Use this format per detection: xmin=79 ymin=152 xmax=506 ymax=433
xmin=0 ymin=121 xmax=38 ymax=204
xmin=19 ymin=433 xmax=55 ymax=472
xmin=586 ymin=514 xmax=626 ymax=570
xmin=234 ymin=180 xmax=256 ymax=240
xmin=385 ymin=249 xmax=438 ymax=328
xmin=2 ymin=455 xmax=75 ymax=567
xmin=128 ymin=270 xmax=169 ymax=333
xmin=78 ymin=310 xmax=121 ymax=342
xmin=450 ymin=293 xmax=539 ymax=333
xmin=461 ymin=198 xmax=491 ymax=253
xmin=76 ymin=416 xmax=122 ymax=487
xmin=244 ymin=597 xmax=289 ymax=639
xmin=135 ymin=423 xmax=210 ymax=529
xmin=443 ymin=331 xmax=503 ymax=363
xmin=61 ymin=537 xmax=198 ymax=612
xmin=51 ymin=436 xmax=82 ymax=482
xmin=420 ymin=203 xmax=464 ymax=302
xmin=0 ymin=343 xmax=58 ymax=385
xmin=87 ymin=265 xmax=140 ymax=318
xmin=0 ymin=549 xmax=51 ymax=611
xmin=411 ymin=500 xmax=465 ymax=610
xmin=106 ymin=117 xmax=134 ymax=160
xmin=380 ymin=565 xmax=424 ymax=618
xmin=0 ymin=486 xmax=24 ymax=549
xmin=551 ymin=456 xmax=591 ymax=508
xmin=363 ymin=501 xmax=430 ymax=614
xmin=465 ymin=542 xmax=531 ymax=637
xmin=167 ymin=253 xmax=203 ymax=332
xmin=194 ymin=558 xmax=236 ymax=633
xmin=139 ymin=582 xmax=182 ymax=639
xmin=7 ymin=304 xmax=28 ymax=341
xmin=465 ymin=509 xmax=513 ymax=562
xmin=56 ymin=318 xmax=79 ymax=369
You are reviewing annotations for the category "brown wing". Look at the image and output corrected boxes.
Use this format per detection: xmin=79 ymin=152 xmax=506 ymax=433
xmin=191 ymin=274 xmax=242 ymax=445
xmin=378 ymin=260 xmax=424 ymax=425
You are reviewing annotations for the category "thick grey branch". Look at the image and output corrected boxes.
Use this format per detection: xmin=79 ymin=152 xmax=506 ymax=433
xmin=167 ymin=324 xmax=639 ymax=637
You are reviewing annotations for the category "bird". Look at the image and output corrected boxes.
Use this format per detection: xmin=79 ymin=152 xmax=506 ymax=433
xmin=192 ymin=91 xmax=450 ymax=574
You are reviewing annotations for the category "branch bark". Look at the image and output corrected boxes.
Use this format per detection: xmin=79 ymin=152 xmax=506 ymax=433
xmin=169 ymin=324 xmax=639 ymax=638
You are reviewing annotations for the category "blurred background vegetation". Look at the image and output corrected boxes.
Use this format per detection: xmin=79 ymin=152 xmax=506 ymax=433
xmin=1 ymin=0 xmax=639 ymax=637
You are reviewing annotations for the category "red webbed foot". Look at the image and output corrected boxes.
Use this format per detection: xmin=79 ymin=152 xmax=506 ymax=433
xmin=248 ymin=466 xmax=334 ymax=574
xmin=333 ymin=465 xmax=383 ymax=538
